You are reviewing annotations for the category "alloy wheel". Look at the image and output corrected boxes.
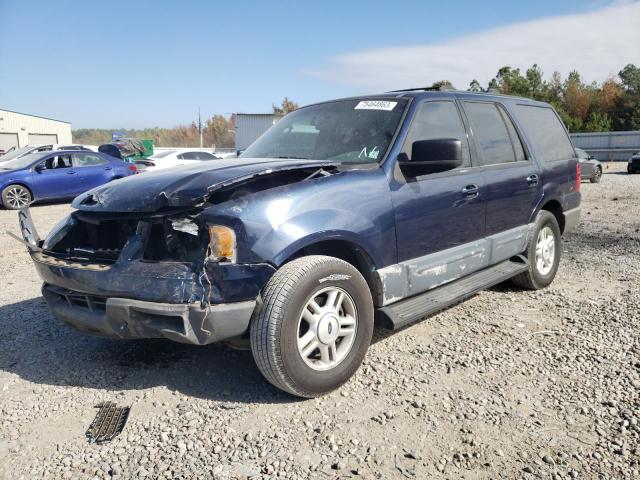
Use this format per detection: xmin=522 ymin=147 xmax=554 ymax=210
xmin=6 ymin=186 xmax=30 ymax=208
xmin=535 ymin=226 xmax=556 ymax=276
xmin=296 ymin=287 xmax=358 ymax=371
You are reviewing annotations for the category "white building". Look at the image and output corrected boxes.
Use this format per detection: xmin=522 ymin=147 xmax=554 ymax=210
xmin=0 ymin=108 xmax=72 ymax=153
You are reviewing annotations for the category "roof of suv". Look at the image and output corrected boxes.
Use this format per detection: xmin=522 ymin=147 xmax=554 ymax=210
xmin=305 ymin=89 xmax=549 ymax=110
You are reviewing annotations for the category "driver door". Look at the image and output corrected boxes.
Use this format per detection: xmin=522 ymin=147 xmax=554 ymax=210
xmin=31 ymin=154 xmax=81 ymax=199
xmin=389 ymin=100 xmax=487 ymax=296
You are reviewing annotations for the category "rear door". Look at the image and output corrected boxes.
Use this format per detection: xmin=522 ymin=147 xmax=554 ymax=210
xmin=461 ymin=100 xmax=541 ymax=261
xmin=72 ymin=152 xmax=112 ymax=192
xmin=31 ymin=154 xmax=81 ymax=199
xmin=512 ymin=104 xmax=579 ymax=217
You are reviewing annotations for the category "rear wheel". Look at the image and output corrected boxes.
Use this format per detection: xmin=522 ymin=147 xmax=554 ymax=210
xmin=250 ymin=255 xmax=374 ymax=398
xmin=590 ymin=166 xmax=602 ymax=183
xmin=2 ymin=184 xmax=32 ymax=209
xmin=512 ymin=210 xmax=561 ymax=290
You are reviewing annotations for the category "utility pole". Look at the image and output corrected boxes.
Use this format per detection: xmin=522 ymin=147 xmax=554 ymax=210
xmin=198 ymin=107 xmax=203 ymax=148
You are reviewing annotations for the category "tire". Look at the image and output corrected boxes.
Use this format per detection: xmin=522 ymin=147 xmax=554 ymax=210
xmin=250 ymin=255 xmax=374 ymax=398
xmin=1 ymin=184 xmax=32 ymax=210
xmin=590 ymin=166 xmax=602 ymax=183
xmin=511 ymin=210 xmax=562 ymax=290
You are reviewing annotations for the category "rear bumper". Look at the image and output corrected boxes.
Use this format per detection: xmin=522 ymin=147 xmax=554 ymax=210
xmin=42 ymin=284 xmax=256 ymax=345
xmin=563 ymin=207 xmax=581 ymax=234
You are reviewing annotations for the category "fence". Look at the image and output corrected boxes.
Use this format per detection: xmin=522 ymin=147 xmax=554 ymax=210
xmin=570 ymin=131 xmax=640 ymax=162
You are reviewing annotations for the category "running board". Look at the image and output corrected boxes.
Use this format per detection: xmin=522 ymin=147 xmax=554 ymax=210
xmin=376 ymin=259 xmax=528 ymax=330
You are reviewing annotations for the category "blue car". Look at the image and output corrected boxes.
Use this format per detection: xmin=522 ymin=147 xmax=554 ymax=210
xmin=19 ymin=89 xmax=580 ymax=397
xmin=0 ymin=150 xmax=137 ymax=209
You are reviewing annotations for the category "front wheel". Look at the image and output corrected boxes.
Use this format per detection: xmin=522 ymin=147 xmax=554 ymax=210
xmin=250 ymin=255 xmax=374 ymax=398
xmin=511 ymin=210 xmax=561 ymax=290
xmin=590 ymin=167 xmax=602 ymax=183
xmin=2 ymin=184 xmax=32 ymax=209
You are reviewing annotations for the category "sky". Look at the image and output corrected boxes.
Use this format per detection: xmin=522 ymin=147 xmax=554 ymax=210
xmin=0 ymin=0 xmax=638 ymax=129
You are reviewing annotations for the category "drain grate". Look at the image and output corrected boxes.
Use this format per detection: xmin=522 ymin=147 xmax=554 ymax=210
xmin=86 ymin=402 xmax=130 ymax=444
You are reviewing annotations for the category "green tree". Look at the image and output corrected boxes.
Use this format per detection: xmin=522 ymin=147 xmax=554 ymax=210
xmin=468 ymin=79 xmax=483 ymax=92
xmin=583 ymin=112 xmax=612 ymax=132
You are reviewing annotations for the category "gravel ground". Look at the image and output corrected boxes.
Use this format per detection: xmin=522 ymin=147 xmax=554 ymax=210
xmin=1 ymin=163 xmax=639 ymax=479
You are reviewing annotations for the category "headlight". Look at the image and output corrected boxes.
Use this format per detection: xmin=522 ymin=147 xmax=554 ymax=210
xmin=43 ymin=215 xmax=76 ymax=250
xmin=207 ymin=225 xmax=236 ymax=262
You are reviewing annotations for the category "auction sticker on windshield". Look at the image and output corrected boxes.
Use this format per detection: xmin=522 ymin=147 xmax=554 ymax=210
xmin=354 ymin=101 xmax=397 ymax=111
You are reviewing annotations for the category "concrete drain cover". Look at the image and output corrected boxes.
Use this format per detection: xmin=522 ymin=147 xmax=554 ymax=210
xmin=86 ymin=402 xmax=130 ymax=444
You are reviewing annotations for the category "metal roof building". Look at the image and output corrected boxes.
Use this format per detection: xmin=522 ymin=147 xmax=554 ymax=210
xmin=235 ymin=113 xmax=282 ymax=153
xmin=570 ymin=131 xmax=640 ymax=161
xmin=0 ymin=109 xmax=72 ymax=153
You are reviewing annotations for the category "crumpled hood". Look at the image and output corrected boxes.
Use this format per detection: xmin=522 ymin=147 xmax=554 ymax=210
xmin=72 ymin=157 xmax=337 ymax=212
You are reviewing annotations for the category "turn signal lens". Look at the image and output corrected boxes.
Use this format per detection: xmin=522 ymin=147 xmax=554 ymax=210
xmin=207 ymin=225 xmax=236 ymax=262
xmin=575 ymin=162 xmax=581 ymax=192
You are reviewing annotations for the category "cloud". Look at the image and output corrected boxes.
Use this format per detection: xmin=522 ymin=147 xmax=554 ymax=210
xmin=308 ymin=2 xmax=640 ymax=91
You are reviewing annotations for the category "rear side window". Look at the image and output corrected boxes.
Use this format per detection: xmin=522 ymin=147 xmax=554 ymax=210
xmin=73 ymin=153 xmax=107 ymax=167
xmin=464 ymin=102 xmax=517 ymax=165
xmin=513 ymin=105 xmax=575 ymax=162
xmin=401 ymin=100 xmax=470 ymax=166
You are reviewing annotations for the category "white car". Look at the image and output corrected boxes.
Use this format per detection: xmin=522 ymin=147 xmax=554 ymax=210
xmin=0 ymin=144 xmax=98 ymax=163
xmin=136 ymin=149 xmax=223 ymax=171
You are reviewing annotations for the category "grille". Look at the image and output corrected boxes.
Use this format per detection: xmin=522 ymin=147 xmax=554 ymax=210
xmin=58 ymin=289 xmax=107 ymax=311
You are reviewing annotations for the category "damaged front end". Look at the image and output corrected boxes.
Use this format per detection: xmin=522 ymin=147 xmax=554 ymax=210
xmin=17 ymin=207 xmax=274 ymax=345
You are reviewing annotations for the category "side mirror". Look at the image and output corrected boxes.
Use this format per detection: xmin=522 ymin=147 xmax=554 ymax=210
xmin=398 ymin=138 xmax=462 ymax=176
xmin=34 ymin=163 xmax=45 ymax=173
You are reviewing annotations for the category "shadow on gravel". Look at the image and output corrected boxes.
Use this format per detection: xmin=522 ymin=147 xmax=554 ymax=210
xmin=0 ymin=297 xmax=298 ymax=404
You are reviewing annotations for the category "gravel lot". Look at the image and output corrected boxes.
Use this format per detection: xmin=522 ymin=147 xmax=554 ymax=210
xmin=1 ymin=163 xmax=639 ymax=479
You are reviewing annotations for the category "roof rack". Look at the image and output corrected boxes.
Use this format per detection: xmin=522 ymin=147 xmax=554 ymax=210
xmin=389 ymin=85 xmax=457 ymax=93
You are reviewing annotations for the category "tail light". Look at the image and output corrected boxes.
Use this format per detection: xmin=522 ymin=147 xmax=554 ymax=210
xmin=128 ymin=164 xmax=138 ymax=173
xmin=575 ymin=162 xmax=581 ymax=192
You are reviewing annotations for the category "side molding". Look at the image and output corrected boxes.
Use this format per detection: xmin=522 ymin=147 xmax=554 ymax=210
xmin=376 ymin=224 xmax=532 ymax=306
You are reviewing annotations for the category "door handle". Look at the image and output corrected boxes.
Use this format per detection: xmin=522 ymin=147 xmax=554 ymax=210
xmin=462 ymin=184 xmax=479 ymax=197
xmin=104 ymin=166 xmax=112 ymax=170
xmin=66 ymin=170 xmax=77 ymax=175
xmin=526 ymin=174 xmax=539 ymax=186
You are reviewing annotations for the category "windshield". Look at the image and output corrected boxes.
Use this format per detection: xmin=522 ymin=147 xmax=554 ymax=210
xmin=0 ymin=152 xmax=47 ymax=170
xmin=242 ymin=98 xmax=408 ymax=163
xmin=0 ymin=146 xmax=35 ymax=162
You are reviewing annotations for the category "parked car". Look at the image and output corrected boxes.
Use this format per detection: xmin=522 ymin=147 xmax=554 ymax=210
xmin=1 ymin=150 xmax=136 ymax=209
xmin=135 ymin=149 xmax=222 ymax=170
xmin=629 ymin=152 xmax=640 ymax=174
xmin=574 ymin=148 xmax=603 ymax=183
xmin=0 ymin=144 xmax=98 ymax=163
xmin=18 ymin=90 xmax=580 ymax=397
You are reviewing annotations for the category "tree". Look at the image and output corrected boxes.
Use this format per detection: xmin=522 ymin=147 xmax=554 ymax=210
xmin=583 ymin=112 xmax=612 ymax=132
xmin=468 ymin=79 xmax=483 ymax=92
xmin=430 ymin=80 xmax=455 ymax=90
xmin=272 ymin=97 xmax=298 ymax=115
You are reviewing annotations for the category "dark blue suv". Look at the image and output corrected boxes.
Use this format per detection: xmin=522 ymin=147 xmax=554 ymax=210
xmin=18 ymin=89 xmax=581 ymax=397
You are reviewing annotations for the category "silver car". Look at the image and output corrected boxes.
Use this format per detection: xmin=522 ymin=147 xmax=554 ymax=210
xmin=575 ymin=148 xmax=603 ymax=183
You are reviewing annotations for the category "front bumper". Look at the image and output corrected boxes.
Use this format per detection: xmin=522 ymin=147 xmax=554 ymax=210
xmin=18 ymin=208 xmax=274 ymax=345
xmin=42 ymin=284 xmax=256 ymax=345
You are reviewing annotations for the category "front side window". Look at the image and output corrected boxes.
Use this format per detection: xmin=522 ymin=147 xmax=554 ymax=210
xmin=242 ymin=98 xmax=409 ymax=164
xmin=43 ymin=155 xmax=72 ymax=170
xmin=464 ymin=102 xmax=517 ymax=166
xmin=513 ymin=105 xmax=575 ymax=162
xmin=73 ymin=153 xmax=107 ymax=167
xmin=400 ymin=100 xmax=470 ymax=166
